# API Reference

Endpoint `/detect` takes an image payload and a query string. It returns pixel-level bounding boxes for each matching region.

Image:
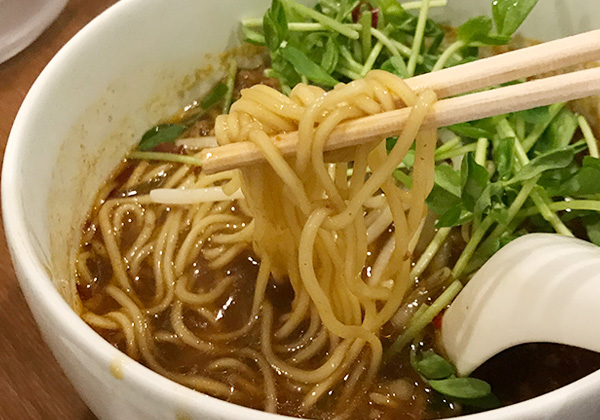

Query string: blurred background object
[0,2,116,418]
[0,0,68,64]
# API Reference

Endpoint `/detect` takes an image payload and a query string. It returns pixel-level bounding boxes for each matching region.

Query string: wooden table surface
[0,1,117,418]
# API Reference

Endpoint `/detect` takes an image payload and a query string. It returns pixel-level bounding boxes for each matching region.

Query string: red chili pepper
[351,2,365,23]
[351,2,380,28]
[371,8,379,28]
[432,311,444,330]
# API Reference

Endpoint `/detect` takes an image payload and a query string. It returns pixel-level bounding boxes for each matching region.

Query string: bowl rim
[3,0,600,419]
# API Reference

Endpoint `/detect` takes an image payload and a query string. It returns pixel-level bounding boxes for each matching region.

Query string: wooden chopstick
[201,30,600,174]
[406,29,600,98]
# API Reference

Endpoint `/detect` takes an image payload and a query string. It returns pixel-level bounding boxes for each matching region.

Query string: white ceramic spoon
[440,233,600,376]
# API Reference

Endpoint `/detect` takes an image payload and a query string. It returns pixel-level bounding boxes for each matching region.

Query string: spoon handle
[441,233,600,376]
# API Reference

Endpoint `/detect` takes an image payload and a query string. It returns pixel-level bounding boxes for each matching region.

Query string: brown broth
[77,149,600,420]
[472,343,600,408]
[76,156,459,419]
[74,62,600,420]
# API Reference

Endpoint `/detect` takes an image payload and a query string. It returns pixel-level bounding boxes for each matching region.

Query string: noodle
[75,69,438,418]
[211,70,437,409]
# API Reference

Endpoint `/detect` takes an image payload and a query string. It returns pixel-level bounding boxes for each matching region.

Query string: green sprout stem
[475,137,489,166]
[360,11,373,62]
[407,0,432,76]
[386,280,463,359]
[511,135,573,236]
[452,216,495,279]
[222,60,238,114]
[361,41,384,76]
[435,136,462,154]
[284,0,360,39]
[521,103,564,152]
[410,227,452,281]
[403,0,448,9]
[371,27,408,57]
[579,115,600,158]
[518,199,600,218]
[432,40,465,71]
[435,143,478,161]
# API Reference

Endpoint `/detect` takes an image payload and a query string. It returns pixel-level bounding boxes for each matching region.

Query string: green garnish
[137,79,232,152]
[492,0,539,38]
[429,377,491,399]
[200,82,228,110]
[410,348,500,409]
[414,350,455,379]
[263,0,288,51]
[385,280,463,358]
[505,147,577,185]
[244,0,456,86]
[279,46,340,87]
[461,152,490,212]
[138,124,186,151]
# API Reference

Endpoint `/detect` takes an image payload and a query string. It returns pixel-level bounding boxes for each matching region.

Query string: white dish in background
[3,0,600,419]
[0,0,67,64]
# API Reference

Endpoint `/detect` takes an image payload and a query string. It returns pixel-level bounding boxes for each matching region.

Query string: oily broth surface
[75,157,458,420]
[75,155,600,419]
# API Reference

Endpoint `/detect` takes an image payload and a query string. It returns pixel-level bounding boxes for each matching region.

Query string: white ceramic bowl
[3,0,600,419]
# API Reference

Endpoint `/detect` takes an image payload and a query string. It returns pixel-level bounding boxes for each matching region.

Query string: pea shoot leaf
[538,162,579,193]
[584,156,600,170]
[138,124,186,151]
[200,83,228,110]
[434,164,462,197]
[461,153,490,212]
[429,377,492,400]
[426,165,462,218]
[374,0,406,25]
[415,350,455,380]
[457,16,509,46]
[427,186,460,217]
[507,148,575,185]
[473,183,504,224]
[492,0,538,38]
[280,45,340,87]
[411,348,498,409]
[449,122,494,139]
[321,36,340,73]
[536,107,579,153]
[263,0,288,51]
[386,136,398,153]
[584,215,600,246]
[513,105,554,124]
[546,157,600,197]
[381,56,409,79]
[271,50,302,88]
[436,204,472,228]
[494,137,515,180]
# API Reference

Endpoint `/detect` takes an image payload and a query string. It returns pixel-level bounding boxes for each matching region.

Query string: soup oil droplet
[110,356,125,380]
[175,412,193,420]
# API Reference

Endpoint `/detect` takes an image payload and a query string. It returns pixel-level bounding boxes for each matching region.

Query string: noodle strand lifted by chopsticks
[215,69,438,409]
